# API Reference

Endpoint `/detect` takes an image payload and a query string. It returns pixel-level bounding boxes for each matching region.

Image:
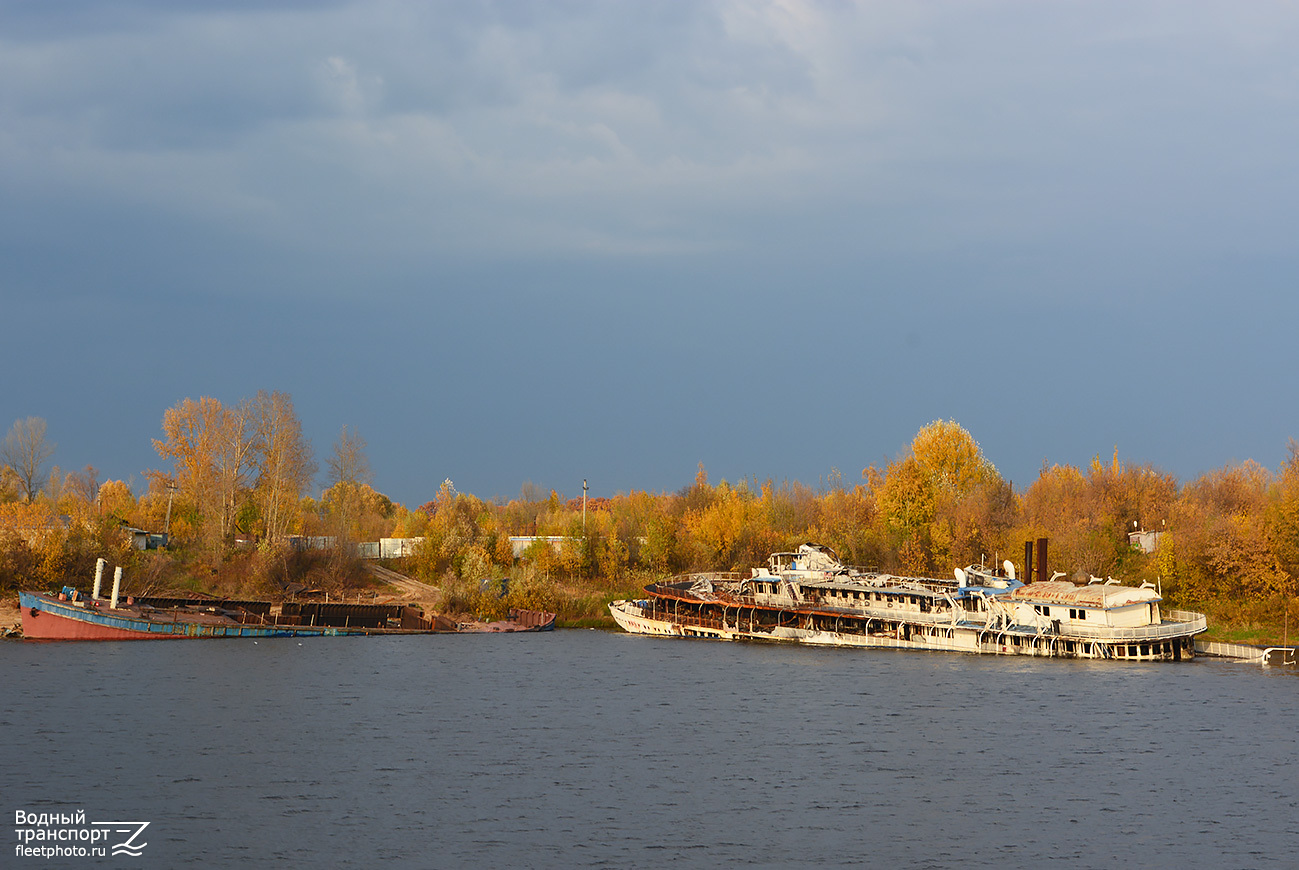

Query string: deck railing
[1058,609,1207,641]
[637,592,1209,641]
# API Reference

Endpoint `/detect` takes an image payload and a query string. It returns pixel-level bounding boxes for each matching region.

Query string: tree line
[406,423,1299,608]
[2,405,1297,635]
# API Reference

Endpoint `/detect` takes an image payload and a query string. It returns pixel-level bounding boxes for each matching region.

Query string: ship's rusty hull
[19,591,555,641]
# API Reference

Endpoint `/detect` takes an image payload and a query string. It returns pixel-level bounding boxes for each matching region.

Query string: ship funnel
[93,558,106,600]
[955,567,967,587]
[110,566,123,610]
[1003,559,1015,581]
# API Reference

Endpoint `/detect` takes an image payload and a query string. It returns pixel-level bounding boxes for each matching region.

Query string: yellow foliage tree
[1169,461,1289,601]
[1268,440,1299,584]
[97,480,137,523]
[153,396,254,552]
[684,480,770,570]
[876,421,1005,574]
[911,420,999,496]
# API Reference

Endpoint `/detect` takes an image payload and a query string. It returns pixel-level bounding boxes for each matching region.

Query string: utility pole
[164,481,177,544]
[583,479,588,534]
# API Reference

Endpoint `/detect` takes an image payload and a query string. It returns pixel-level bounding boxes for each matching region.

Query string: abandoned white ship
[609,542,1208,661]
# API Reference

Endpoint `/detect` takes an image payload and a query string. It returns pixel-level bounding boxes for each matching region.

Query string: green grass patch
[1192,594,1299,647]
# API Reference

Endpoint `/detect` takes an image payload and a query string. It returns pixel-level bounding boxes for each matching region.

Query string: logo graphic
[13,810,152,860]
[92,821,150,857]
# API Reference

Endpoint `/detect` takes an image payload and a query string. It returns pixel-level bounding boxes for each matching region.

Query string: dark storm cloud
[2,1,1298,504]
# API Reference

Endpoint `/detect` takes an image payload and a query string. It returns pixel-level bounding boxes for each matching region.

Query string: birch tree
[2,417,55,504]
[325,425,372,541]
[154,396,254,549]
[327,424,372,488]
[250,390,316,543]
[217,399,255,539]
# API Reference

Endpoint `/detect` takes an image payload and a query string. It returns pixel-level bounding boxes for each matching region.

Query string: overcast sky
[3,1,1297,507]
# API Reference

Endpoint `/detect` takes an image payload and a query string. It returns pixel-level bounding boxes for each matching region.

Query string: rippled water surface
[3,631,1297,868]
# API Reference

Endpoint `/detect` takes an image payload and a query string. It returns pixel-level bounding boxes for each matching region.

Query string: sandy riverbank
[1,595,21,633]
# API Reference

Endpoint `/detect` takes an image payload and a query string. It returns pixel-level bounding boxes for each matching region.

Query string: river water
[2,631,1296,868]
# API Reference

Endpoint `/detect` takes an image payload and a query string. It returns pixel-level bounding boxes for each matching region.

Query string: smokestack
[110,566,123,610]
[1024,540,1034,584]
[1036,538,1048,584]
[93,558,105,600]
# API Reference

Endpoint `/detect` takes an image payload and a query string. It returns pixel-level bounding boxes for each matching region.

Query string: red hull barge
[18,590,555,641]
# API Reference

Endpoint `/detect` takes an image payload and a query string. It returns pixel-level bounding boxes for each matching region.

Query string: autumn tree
[319,480,395,542]
[64,465,100,509]
[328,425,372,488]
[218,401,255,538]
[2,417,56,503]
[97,480,137,524]
[324,425,372,541]
[1019,451,1178,581]
[683,479,772,570]
[609,489,681,573]
[810,482,884,568]
[0,465,22,503]
[153,396,254,553]
[415,479,504,581]
[877,420,1002,572]
[1165,461,1288,601]
[45,465,64,508]
[250,390,316,544]
[1269,439,1299,585]
[638,506,683,574]
[911,420,998,495]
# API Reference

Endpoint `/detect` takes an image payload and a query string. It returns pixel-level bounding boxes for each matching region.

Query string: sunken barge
[19,559,554,641]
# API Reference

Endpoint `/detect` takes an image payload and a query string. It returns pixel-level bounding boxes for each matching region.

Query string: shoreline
[1,595,20,634]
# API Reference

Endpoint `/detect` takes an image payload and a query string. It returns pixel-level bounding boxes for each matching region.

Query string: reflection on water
[3,633,1296,868]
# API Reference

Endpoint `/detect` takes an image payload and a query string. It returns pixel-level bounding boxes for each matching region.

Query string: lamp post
[163,481,177,545]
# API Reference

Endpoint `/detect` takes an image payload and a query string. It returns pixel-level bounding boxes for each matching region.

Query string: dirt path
[364,563,440,598]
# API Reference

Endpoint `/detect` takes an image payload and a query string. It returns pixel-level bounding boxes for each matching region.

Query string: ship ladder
[943,593,965,627]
